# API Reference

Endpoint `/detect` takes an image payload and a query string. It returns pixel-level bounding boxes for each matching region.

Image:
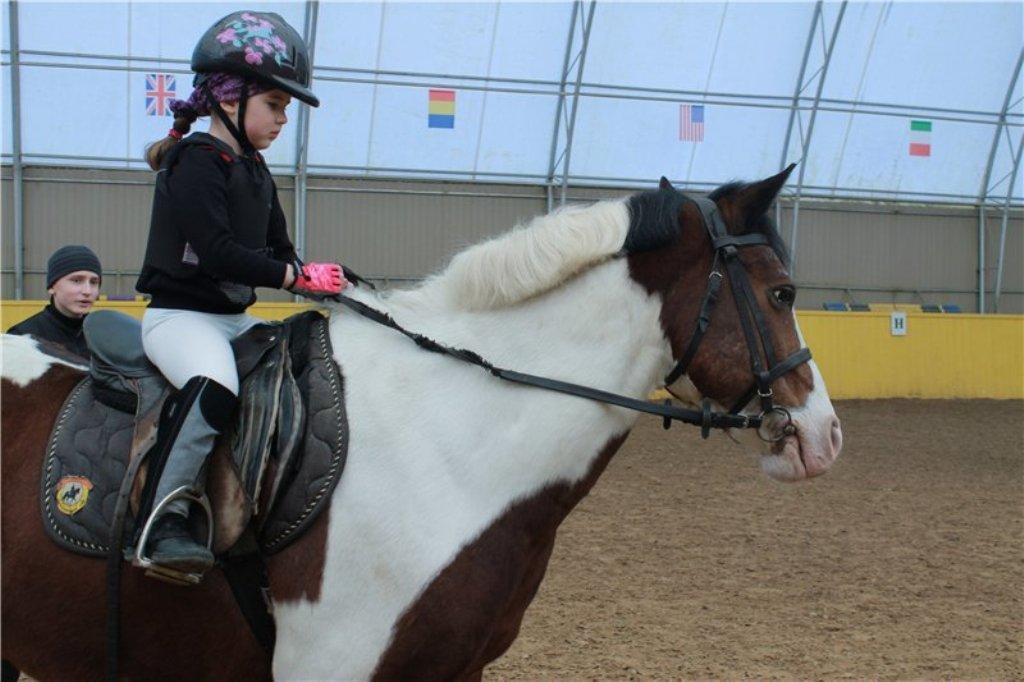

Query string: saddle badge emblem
[55,476,93,515]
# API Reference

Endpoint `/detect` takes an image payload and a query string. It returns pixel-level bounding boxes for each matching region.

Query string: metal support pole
[993,132,1024,313]
[9,0,24,299]
[779,0,821,171]
[978,49,1023,202]
[558,1,596,208]
[776,1,820,238]
[546,0,579,214]
[978,206,986,313]
[789,1,847,274]
[294,0,319,262]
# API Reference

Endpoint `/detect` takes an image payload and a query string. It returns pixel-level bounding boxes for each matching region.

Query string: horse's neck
[280,262,670,678]
[334,258,671,485]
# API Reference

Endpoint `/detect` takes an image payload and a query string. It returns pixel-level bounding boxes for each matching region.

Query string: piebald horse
[1,169,842,680]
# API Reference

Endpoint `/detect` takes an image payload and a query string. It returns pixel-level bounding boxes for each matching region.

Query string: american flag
[679,104,704,142]
[146,74,176,116]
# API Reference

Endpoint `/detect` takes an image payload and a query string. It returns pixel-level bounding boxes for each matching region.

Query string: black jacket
[136,133,296,314]
[7,303,89,358]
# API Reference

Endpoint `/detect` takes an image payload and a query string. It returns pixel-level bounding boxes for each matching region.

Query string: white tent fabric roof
[2,0,1022,205]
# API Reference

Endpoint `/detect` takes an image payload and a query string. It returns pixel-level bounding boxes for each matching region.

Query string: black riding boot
[146,376,237,573]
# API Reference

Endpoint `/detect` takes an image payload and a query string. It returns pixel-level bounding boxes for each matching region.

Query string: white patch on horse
[271,201,675,680]
[0,334,86,387]
[759,314,841,481]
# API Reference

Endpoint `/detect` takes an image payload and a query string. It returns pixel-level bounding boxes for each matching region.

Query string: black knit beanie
[46,245,102,288]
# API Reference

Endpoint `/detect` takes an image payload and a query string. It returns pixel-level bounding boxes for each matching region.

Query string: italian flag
[909,119,931,157]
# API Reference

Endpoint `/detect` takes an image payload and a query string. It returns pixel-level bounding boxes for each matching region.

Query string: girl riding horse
[136,11,345,573]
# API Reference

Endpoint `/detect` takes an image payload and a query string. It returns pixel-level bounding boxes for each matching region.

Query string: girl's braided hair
[144,73,267,171]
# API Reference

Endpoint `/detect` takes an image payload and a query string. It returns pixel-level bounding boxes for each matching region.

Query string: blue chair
[822,302,848,311]
[941,304,962,313]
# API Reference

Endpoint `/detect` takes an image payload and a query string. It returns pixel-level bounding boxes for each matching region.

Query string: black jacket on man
[7,303,89,358]
[136,132,297,314]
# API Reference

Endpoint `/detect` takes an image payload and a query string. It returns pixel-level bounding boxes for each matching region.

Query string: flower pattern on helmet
[215,12,289,67]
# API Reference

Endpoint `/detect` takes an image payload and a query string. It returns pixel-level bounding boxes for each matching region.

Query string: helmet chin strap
[205,83,254,155]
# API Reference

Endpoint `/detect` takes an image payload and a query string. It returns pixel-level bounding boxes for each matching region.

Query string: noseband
[663,197,812,440]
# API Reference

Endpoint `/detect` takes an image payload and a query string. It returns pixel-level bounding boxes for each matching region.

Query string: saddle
[39,309,349,569]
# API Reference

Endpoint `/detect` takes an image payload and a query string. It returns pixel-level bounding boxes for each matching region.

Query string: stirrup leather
[133,486,214,586]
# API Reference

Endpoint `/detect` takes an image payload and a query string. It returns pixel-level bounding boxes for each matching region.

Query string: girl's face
[244,89,291,150]
[220,89,291,150]
[49,270,100,318]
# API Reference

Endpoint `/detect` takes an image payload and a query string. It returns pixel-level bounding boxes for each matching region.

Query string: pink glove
[291,262,347,297]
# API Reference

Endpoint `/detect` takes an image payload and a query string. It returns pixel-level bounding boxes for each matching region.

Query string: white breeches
[141,308,262,395]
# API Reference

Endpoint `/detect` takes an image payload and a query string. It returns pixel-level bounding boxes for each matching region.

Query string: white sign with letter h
[890,311,907,336]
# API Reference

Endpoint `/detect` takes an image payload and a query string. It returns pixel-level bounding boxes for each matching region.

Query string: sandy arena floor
[485,400,1023,680]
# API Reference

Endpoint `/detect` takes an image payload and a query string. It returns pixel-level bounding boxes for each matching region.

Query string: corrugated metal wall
[305,179,547,283]
[2,165,1021,313]
[777,204,1023,313]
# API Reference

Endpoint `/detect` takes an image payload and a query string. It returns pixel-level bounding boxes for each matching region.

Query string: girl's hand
[289,262,347,299]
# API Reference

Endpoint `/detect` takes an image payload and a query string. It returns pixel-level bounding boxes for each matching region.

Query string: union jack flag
[679,104,704,142]
[146,73,176,116]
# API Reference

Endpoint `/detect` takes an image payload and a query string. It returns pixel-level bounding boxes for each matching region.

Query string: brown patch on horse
[266,496,330,603]
[1,366,271,681]
[372,432,629,680]
[627,195,812,409]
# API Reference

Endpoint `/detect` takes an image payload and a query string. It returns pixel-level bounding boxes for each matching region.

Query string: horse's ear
[659,176,675,190]
[730,163,796,217]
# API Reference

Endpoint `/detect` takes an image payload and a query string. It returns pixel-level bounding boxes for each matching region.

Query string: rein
[332,294,758,437]
[333,196,810,441]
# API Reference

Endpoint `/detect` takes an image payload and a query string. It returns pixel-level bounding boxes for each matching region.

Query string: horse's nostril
[830,417,843,455]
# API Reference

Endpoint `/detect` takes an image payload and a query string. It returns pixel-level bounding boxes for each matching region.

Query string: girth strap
[221,530,276,655]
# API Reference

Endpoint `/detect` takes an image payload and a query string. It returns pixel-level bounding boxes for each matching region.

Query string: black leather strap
[712,233,770,249]
[222,533,276,655]
[106,403,164,682]
[729,347,812,414]
[677,197,812,419]
[664,260,723,386]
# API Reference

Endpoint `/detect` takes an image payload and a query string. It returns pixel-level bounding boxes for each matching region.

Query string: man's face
[49,270,100,318]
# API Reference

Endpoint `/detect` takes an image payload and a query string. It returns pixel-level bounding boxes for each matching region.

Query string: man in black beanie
[7,245,103,357]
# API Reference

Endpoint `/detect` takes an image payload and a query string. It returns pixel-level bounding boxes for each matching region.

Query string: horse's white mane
[410,198,631,311]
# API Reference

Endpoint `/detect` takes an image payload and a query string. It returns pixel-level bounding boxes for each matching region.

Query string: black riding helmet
[193,10,319,105]
[191,11,319,153]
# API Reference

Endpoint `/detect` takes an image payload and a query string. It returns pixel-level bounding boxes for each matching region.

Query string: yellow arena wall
[2,301,1021,400]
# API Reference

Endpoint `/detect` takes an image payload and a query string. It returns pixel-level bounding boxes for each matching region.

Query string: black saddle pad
[41,377,135,555]
[40,312,349,558]
[259,313,349,553]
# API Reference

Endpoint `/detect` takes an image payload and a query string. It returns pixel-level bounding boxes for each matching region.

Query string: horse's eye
[771,286,796,307]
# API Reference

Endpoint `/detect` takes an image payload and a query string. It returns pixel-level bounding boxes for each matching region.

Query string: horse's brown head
[627,165,842,481]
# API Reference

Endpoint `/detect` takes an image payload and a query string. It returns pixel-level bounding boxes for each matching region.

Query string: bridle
[328,195,811,442]
[663,197,812,441]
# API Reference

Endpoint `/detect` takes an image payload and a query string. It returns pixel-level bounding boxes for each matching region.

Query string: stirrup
[133,486,214,586]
